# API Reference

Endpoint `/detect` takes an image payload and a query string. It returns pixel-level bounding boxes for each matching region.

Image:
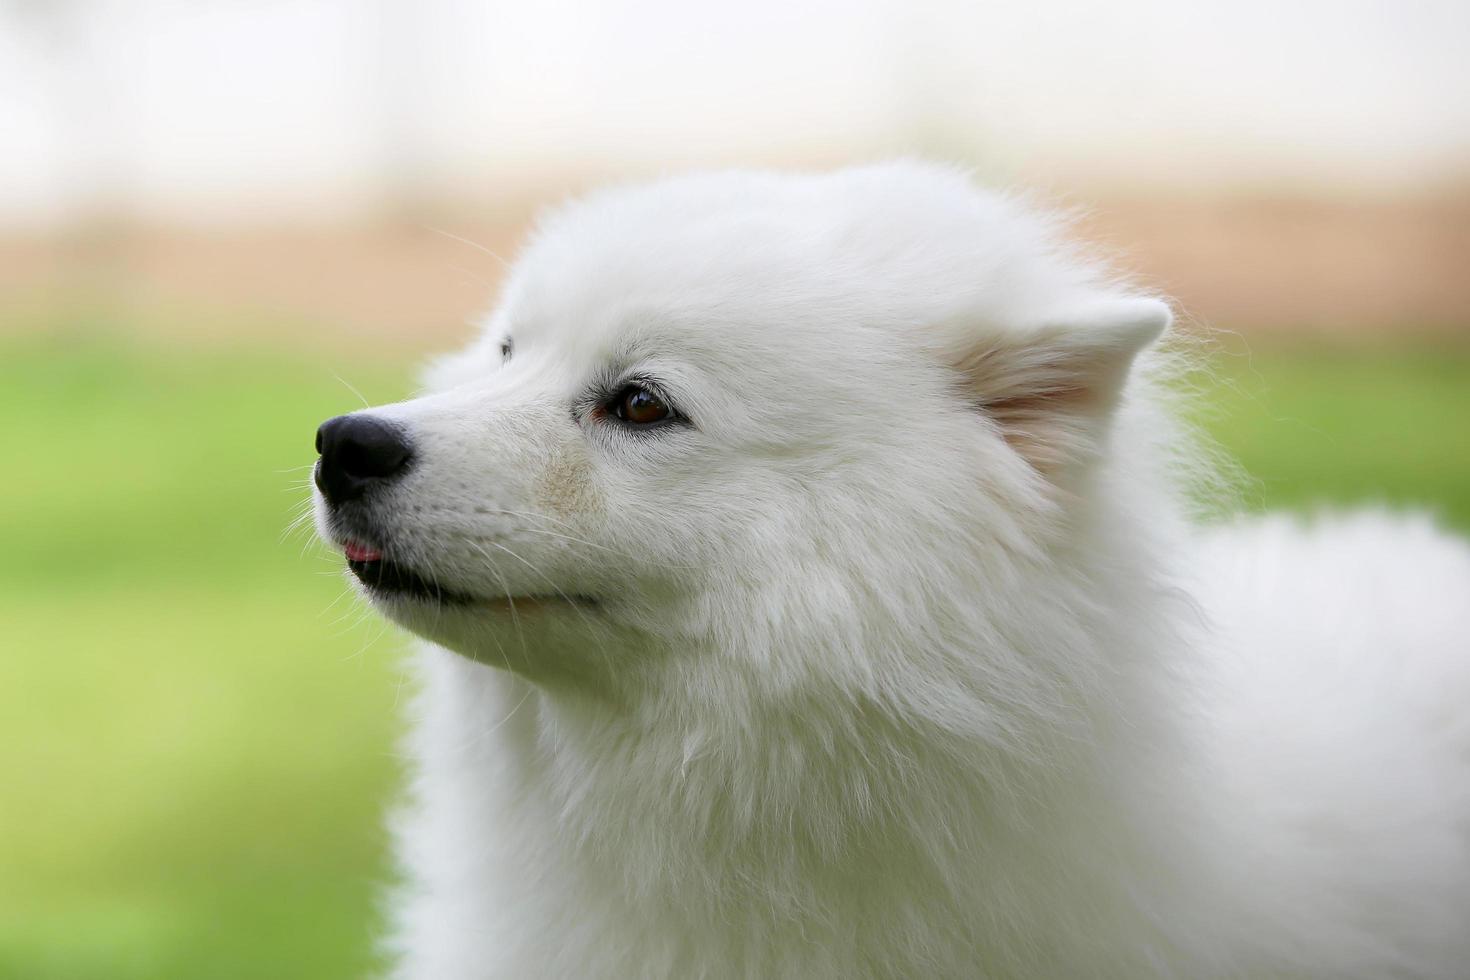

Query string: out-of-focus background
[2,1,1467,976]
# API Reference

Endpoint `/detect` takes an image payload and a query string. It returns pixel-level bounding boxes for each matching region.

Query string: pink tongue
[344,541,383,563]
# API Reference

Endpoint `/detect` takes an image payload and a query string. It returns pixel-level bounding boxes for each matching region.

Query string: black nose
[314,414,413,504]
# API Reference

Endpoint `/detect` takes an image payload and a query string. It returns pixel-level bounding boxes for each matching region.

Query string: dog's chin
[348,560,615,681]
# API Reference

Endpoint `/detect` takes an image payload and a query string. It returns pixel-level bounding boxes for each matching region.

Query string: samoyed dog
[313,162,1470,978]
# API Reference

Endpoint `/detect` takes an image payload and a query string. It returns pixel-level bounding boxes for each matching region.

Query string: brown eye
[613,385,674,425]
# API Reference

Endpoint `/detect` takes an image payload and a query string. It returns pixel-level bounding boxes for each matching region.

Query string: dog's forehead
[492,164,1083,371]
[506,186,824,350]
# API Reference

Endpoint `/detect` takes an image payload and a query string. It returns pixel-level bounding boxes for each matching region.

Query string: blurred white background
[1,0,1467,341]
[3,0,1467,225]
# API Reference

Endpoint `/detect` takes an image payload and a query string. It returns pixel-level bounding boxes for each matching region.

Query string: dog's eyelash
[577,372,691,431]
[581,370,656,409]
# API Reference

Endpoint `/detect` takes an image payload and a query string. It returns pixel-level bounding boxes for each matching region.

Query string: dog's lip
[346,551,474,604]
[344,540,384,563]
[341,541,596,609]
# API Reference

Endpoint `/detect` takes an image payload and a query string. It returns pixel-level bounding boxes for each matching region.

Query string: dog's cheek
[535,444,602,523]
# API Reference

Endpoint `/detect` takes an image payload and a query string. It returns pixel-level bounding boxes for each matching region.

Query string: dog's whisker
[318,585,356,620]
[485,555,534,686]
[470,539,621,678]
[474,539,608,634]
[424,225,511,271]
[476,507,696,570]
[328,369,372,410]
[341,614,391,662]
[281,509,319,545]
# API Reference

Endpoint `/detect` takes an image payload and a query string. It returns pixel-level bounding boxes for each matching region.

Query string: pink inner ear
[961,336,1145,475]
[951,297,1169,476]
[982,394,1102,475]
[982,379,1097,416]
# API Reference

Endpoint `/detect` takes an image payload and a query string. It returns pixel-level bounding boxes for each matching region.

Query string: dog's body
[313,163,1470,978]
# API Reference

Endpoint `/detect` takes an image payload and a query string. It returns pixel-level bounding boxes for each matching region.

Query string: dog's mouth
[342,539,596,610]
[344,540,475,604]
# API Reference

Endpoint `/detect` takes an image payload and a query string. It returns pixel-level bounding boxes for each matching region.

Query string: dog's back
[1188,512,1470,974]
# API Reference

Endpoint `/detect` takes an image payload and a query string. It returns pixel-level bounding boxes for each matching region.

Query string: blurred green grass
[1,333,1467,980]
[1,337,410,980]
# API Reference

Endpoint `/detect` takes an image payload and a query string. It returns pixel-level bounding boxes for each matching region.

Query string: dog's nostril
[336,422,410,478]
[314,414,413,504]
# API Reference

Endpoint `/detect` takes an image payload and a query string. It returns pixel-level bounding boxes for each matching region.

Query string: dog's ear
[953,296,1170,474]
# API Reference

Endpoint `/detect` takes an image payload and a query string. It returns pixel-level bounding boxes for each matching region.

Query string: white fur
[314,163,1470,978]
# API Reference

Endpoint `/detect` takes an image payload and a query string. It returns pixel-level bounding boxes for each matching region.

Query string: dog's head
[313,163,1168,702]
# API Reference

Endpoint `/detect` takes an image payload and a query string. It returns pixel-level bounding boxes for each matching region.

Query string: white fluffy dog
[313,163,1470,978]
